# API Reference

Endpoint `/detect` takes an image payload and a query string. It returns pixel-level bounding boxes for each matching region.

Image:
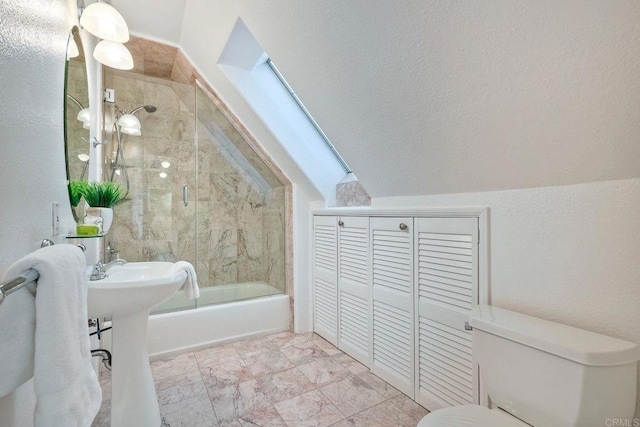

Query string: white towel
[1,245,101,427]
[0,271,36,399]
[170,261,200,299]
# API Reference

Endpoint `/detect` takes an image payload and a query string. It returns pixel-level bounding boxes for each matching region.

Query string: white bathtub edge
[146,294,290,358]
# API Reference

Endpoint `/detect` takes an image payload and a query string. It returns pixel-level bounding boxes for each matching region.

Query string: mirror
[64,26,90,222]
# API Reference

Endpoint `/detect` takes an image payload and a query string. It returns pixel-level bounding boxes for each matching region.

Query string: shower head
[130,105,157,115]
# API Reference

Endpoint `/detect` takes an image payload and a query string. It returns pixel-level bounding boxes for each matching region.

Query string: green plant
[69,180,89,207]
[83,181,125,208]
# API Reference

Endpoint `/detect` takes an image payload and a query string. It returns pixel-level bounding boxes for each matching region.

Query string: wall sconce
[77,107,91,129]
[117,114,141,135]
[79,1,134,70]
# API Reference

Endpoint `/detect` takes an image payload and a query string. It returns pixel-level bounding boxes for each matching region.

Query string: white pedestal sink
[87,262,187,427]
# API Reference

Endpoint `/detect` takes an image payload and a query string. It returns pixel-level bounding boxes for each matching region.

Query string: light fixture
[77,107,90,128]
[117,113,140,128]
[160,161,171,168]
[93,40,134,70]
[80,1,129,43]
[117,113,141,135]
[159,172,167,179]
[79,1,134,70]
[120,126,141,136]
[67,37,79,59]
[78,153,90,162]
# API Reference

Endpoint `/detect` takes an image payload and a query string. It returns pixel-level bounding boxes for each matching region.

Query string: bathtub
[102,282,290,358]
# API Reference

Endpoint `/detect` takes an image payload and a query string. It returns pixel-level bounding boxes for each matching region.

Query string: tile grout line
[192,350,222,426]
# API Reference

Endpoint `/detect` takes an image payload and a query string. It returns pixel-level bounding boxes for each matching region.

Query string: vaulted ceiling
[112,0,640,199]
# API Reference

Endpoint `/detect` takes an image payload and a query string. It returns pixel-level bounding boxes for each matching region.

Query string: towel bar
[0,244,86,306]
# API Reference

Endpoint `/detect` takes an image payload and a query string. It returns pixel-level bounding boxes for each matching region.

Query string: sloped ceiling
[111,0,640,198]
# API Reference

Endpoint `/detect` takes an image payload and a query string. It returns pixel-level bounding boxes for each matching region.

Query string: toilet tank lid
[470,305,640,366]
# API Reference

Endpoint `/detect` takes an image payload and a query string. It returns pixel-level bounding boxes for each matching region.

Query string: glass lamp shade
[117,114,141,129]
[80,2,130,43]
[118,114,141,135]
[120,126,141,136]
[77,108,90,125]
[67,37,79,59]
[93,40,134,70]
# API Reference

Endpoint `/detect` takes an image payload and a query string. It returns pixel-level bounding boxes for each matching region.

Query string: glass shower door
[105,71,198,313]
[194,83,286,307]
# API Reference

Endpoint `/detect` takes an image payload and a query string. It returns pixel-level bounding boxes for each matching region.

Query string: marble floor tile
[331,400,417,427]
[355,371,401,399]
[297,357,351,387]
[195,344,242,368]
[156,370,208,406]
[318,375,386,417]
[209,379,272,422]
[218,405,287,427]
[279,342,331,366]
[92,332,427,427]
[308,335,341,356]
[256,367,316,404]
[152,352,200,382]
[330,353,369,376]
[265,331,298,348]
[273,390,344,427]
[243,349,295,378]
[233,336,279,358]
[388,394,429,424]
[160,394,218,427]
[200,358,254,389]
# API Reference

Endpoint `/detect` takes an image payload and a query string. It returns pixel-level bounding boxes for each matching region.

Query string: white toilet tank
[470,305,640,427]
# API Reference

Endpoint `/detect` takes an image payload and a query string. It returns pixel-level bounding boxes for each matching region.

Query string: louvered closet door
[313,216,338,346]
[337,216,371,365]
[370,217,414,397]
[415,217,479,410]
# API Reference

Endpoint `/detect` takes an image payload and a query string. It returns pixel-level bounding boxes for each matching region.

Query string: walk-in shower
[102,70,288,319]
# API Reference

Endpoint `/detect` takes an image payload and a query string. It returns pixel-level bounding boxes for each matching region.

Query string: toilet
[418,304,640,427]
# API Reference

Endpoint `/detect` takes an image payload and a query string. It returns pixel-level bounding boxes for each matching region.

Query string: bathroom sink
[87,261,187,318]
[86,261,187,427]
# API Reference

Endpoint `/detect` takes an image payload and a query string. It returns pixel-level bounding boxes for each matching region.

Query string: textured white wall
[371,177,640,417]
[0,0,77,424]
[0,0,77,273]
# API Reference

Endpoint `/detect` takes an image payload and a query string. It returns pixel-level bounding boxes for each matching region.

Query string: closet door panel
[313,216,338,345]
[338,216,371,364]
[370,217,414,397]
[415,217,478,410]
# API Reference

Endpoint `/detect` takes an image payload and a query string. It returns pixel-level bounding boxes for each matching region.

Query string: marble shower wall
[105,71,286,294]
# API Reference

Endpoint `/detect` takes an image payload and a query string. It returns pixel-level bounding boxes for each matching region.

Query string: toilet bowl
[418,305,640,427]
[418,405,526,427]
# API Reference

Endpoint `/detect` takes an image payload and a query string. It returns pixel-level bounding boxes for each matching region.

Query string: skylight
[265,59,351,174]
[218,18,353,203]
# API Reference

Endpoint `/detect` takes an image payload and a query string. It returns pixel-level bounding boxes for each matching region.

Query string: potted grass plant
[69,180,89,222]
[82,181,125,233]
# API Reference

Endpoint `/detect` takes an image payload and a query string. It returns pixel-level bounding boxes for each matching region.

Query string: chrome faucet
[105,258,127,271]
[90,258,127,281]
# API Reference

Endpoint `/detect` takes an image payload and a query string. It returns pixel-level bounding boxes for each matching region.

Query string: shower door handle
[182,185,189,207]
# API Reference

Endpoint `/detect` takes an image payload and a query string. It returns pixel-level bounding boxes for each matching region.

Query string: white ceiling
[111,0,640,199]
[111,0,186,44]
